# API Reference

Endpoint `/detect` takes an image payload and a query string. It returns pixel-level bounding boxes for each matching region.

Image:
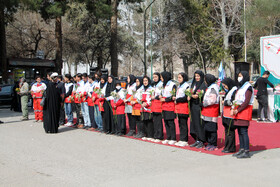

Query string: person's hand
[160,98,165,102]
[230,109,234,116]
[159,95,162,99]
[151,95,155,100]
[187,96,191,101]
[114,105,117,109]
[222,101,224,105]
[123,99,127,103]
[233,109,238,115]
[172,96,176,101]
[192,94,198,99]
[142,103,147,108]
[131,101,135,105]
[92,96,96,101]
[32,95,35,98]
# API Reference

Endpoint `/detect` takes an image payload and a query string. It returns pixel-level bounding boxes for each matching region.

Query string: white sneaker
[175,141,183,146]
[64,122,69,126]
[68,122,73,127]
[142,137,147,140]
[168,140,177,145]
[154,139,161,143]
[162,140,169,144]
[178,141,189,147]
[147,138,153,141]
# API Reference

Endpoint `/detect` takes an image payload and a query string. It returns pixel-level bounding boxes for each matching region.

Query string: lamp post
[144,0,156,75]
[150,0,153,78]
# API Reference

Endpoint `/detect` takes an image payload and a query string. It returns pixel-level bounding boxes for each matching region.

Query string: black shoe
[222,150,235,153]
[0,120,4,124]
[134,133,140,138]
[232,149,245,157]
[83,126,89,130]
[116,132,123,136]
[137,133,145,139]
[264,119,271,123]
[237,151,251,159]
[126,130,135,136]
[195,141,204,149]
[257,118,263,123]
[190,141,199,147]
[72,124,78,128]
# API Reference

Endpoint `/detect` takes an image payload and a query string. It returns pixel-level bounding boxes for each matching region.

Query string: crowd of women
[42,70,254,159]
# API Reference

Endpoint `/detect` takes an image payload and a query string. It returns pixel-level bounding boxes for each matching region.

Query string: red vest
[126,94,132,106]
[151,99,162,113]
[141,93,152,113]
[175,102,189,115]
[201,104,219,117]
[81,91,87,103]
[162,98,175,112]
[65,93,73,104]
[87,94,95,106]
[235,105,253,121]
[111,99,125,115]
[223,105,253,121]
[34,92,43,98]
[99,98,105,112]
[223,106,232,118]
[74,93,81,104]
[132,96,142,111]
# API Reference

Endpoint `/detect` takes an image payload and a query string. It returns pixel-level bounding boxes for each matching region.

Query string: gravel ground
[0,108,279,187]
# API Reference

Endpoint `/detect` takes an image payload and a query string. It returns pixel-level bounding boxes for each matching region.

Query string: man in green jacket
[19,78,29,120]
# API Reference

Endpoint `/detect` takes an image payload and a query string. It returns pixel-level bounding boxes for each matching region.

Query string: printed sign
[260,35,280,85]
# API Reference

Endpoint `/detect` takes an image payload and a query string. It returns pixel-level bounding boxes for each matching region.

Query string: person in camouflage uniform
[19,77,29,120]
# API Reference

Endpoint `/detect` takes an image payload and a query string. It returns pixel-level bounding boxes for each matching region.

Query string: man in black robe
[43,73,62,133]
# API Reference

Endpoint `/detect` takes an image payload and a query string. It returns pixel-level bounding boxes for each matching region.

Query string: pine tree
[0,0,19,82]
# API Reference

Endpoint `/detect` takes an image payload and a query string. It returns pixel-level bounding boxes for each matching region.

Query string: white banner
[260,35,280,80]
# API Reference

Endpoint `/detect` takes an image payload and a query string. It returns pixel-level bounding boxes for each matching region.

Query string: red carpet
[71,118,280,156]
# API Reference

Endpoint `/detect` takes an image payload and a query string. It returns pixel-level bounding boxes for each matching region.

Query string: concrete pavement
[0,108,279,187]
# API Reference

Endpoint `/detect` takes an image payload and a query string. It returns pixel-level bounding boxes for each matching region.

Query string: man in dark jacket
[253,71,275,122]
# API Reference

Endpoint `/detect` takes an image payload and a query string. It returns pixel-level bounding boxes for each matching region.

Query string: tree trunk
[55,16,63,74]
[220,1,233,74]
[182,57,189,80]
[171,57,174,79]
[74,61,77,75]
[67,60,71,75]
[163,56,167,72]
[0,7,7,82]
[110,0,118,77]
[97,48,103,70]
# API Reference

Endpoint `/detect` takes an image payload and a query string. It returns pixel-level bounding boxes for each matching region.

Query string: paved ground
[0,108,279,187]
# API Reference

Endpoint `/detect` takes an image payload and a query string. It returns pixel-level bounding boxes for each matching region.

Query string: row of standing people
[57,70,253,159]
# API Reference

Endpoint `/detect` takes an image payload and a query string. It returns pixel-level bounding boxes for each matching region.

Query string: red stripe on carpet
[70,117,280,156]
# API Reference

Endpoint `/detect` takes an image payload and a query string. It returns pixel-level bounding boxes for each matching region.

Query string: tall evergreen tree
[0,0,19,82]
